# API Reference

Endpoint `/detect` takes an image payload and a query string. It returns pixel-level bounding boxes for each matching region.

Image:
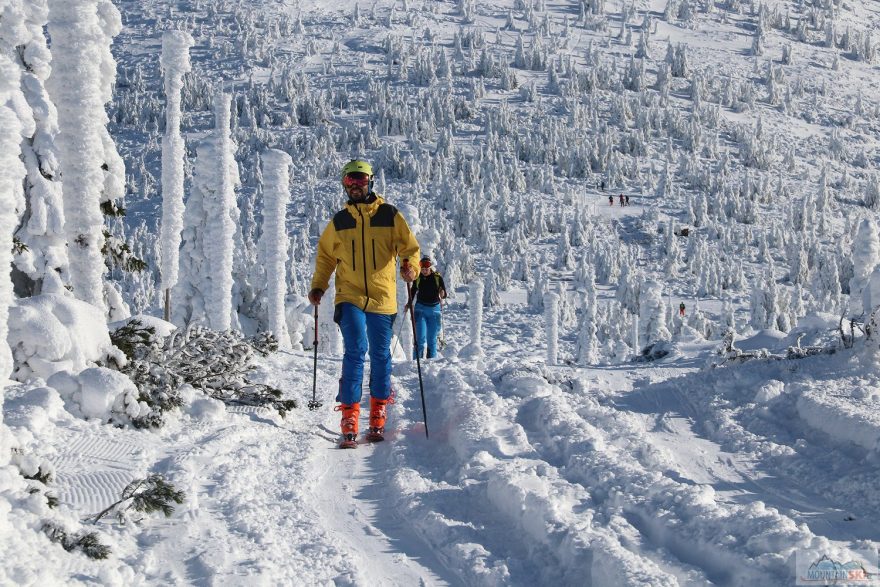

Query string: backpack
[415,272,442,289]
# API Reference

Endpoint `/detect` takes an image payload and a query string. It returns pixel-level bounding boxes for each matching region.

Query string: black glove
[308,288,324,306]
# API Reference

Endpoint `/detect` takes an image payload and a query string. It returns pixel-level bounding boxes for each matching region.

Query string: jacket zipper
[372,239,377,270]
[356,206,369,310]
[351,240,356,271]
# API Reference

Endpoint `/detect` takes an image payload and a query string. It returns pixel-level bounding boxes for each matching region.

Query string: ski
[364,428,385,443]
[338,434,358,449]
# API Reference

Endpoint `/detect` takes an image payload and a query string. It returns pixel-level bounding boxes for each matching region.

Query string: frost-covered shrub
[7,294,125,382]
[109,321,292,428]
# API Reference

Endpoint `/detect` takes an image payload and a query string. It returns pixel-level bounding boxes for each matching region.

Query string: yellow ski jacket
[311,194,420,315]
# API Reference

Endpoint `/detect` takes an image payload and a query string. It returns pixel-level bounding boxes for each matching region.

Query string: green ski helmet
[341,159,373,179]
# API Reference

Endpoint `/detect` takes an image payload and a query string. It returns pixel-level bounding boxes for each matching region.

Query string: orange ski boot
[366,396,393,442]
[335,403,360,448]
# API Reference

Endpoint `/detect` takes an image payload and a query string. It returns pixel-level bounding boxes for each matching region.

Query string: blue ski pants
[334,303,395,405]
[413,302,442,359]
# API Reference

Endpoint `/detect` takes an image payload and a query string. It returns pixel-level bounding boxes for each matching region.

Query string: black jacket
[411,271,446,306]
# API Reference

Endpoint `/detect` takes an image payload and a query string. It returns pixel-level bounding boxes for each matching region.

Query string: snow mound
[780,312,840,349]
[186,393,226,421]
[754,380,786,404]
[7,294,125,381]
[2,385,66,435]
[736,328,787,352]
[47,366,148,423]
[795,382,880,452]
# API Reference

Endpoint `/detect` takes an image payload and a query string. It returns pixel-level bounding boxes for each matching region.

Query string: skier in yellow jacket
[309,159,420,447]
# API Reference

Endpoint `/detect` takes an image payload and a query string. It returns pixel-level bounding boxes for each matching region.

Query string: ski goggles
[419,259,432,268]
[342,172,370,188]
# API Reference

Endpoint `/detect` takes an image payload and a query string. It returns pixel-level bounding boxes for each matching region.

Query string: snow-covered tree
[751,22,766,56]
[750,266,781,329]
[47,0,124,315]
[528,265,547,311]
[576,275,599,365]
[159,30,195,319]
[639,280,671,347]
[260,150,292,347]
[11,2,68,298]
[848,218,880,319]
[172,93,241,329]
[484,271,501,307]
[863,266,880,360]
[664,220,680,274]
[462,279,484,357]
[687,303,710,339]
[0,53,28,422]
[545,292,559,365]
[556,227,574,269]
[865,174,880,211]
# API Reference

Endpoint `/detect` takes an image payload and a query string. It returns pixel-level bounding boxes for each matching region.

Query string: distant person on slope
[309,159,420,448]
[608,194,614,206]
[408,257,447,359]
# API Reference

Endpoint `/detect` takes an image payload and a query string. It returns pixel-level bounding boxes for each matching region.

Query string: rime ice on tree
[639,280,671,347]
[172,92,241,329]
[159,30,195,319]
[461,279,484,358]
[47,0,124,315]
[545,292,559,365]
[260,149,293,348]
[0,54,28,453]
[11,3,68,298]
[849,218,880,320]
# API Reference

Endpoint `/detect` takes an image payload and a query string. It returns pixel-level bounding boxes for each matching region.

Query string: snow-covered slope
[4,0,880,584]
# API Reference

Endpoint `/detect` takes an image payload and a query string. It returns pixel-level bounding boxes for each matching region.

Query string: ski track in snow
[15,310,880,586]
[8,0,880,582]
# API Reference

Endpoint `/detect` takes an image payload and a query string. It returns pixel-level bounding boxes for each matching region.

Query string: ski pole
[438,299,446,350]
[407,282,429,438]
[390,303,409,357]
[308,304,323,411]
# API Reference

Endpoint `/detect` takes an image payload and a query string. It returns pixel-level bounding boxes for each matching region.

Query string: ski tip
[339,433,358,449]
[365,432,385,443]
